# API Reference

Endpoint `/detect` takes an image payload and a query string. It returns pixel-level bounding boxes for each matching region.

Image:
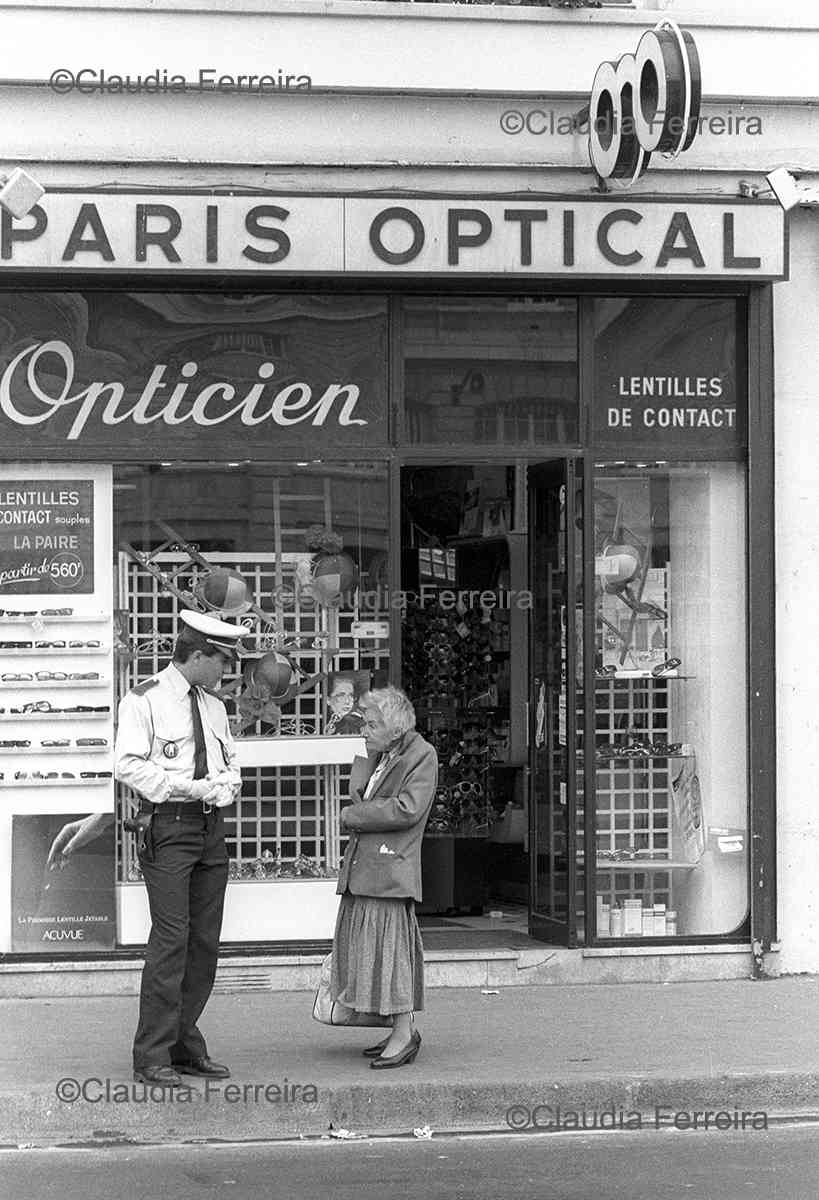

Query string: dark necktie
[189,687,208,780]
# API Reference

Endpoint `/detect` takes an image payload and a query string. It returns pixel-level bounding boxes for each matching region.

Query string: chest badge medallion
[163,742,179,759]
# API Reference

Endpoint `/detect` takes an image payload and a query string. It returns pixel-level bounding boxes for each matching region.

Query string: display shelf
[595,859,700,872]
[0,613,109,625]
[235,734,366,767]
[0,711,111,721]
[592,753,693,764]
[0,679,109,689]
[594,673,693,683]
[1,777,112,788]
[0,745,110,755]
[0,646,109,656]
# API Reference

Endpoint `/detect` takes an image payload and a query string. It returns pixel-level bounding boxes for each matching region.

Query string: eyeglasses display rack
[0,610,114,794]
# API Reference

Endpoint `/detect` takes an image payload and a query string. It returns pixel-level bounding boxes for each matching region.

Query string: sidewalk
[1,977,817,1147]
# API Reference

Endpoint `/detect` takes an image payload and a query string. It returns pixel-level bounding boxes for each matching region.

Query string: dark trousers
[133,806,229,1070]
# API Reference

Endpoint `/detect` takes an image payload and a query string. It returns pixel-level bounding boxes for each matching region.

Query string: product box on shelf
[622,898,643,936]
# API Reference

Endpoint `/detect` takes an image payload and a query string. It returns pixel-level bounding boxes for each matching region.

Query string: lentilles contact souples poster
[0,480,94,594]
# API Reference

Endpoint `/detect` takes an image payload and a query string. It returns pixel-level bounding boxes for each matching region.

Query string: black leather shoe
[362,1035,391,1059]
[370,1030,421,1070]
[172,1056,230,1079]
[133,1065,184,1087]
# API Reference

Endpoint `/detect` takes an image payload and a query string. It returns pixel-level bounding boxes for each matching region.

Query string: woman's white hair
[360,686,416,739]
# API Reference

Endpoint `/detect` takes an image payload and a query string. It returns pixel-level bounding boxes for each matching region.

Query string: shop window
[113,461,389,887]
[591,462,749,939]
[402,297,578,446]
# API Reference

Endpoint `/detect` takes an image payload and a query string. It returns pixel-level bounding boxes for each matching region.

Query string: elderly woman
[331,685,438,1069]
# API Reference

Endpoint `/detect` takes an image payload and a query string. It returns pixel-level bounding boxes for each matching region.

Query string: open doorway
[400,463,542,949]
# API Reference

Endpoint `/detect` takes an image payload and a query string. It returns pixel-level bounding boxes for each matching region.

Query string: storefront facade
[0,0,815,983]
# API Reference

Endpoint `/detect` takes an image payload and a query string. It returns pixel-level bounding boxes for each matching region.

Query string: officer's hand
[187,778,218,802]
[189,777,235,805]
[210,785,238,809]
[205,771,240,807]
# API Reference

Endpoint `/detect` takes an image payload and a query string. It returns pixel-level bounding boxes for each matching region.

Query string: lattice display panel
[592,678,673,911]
[593,679,671,852]
[229,766,326,865]
[115,552,389,881]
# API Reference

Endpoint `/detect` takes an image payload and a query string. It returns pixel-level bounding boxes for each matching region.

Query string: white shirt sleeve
[114,691,177,805]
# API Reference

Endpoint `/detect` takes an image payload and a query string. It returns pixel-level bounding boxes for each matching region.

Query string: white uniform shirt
[114,662,241,805]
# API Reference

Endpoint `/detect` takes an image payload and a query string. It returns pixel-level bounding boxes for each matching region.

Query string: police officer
[115,609,244,1087]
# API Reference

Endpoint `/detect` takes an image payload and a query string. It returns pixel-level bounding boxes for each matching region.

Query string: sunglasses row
[0,738,109,748]
[0,608,76,618]
[594,657,683,679]
[1,771,113,782]
[0,702,110,714]
[434,782,486,801]
[1,672,102,682]
[595,740,685,761]
[1,641,103,649]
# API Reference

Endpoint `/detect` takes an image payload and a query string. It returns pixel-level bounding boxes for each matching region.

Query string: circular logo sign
[163,742,179,759]
[589,20,701,186]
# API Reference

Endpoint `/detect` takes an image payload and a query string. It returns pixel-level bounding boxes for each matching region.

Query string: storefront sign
[0,293,388,458]
[11,813,116,952]
[0,194,786,278]
[594,296,743,451]
[608,376,735,432]
[0,479,94,592]
[588,21,701,185]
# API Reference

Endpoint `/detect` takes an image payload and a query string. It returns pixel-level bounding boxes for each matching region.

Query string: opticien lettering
[0,341,367,441]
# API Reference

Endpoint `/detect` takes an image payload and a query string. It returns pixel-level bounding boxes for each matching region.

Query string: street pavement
[0,976,817,1147]
[3,1127,819,1200]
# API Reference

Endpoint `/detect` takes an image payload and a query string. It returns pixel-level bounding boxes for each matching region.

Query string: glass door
[528,459,579,945]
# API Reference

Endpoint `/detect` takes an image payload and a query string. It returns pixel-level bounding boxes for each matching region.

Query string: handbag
[311,953,392,1028]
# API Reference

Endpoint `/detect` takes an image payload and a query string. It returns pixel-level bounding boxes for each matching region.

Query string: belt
[139,800,217,817]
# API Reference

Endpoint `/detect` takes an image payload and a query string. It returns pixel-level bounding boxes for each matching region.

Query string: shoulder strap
[131,678,160,697]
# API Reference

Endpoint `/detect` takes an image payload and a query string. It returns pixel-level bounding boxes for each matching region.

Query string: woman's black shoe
[370,1030,421,1070]
[362,1035,391,1058]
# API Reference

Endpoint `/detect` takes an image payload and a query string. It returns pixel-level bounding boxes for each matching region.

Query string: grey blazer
[336,729,438,901]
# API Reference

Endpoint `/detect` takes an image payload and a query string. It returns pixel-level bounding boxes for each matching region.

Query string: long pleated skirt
[330,892,425,1015]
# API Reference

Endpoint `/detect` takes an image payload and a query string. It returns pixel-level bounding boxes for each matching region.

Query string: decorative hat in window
[234,650,326,735]
[235,652,294,733]
[301,525,358,608]
[249,651,296,701]
[196,566,254,617]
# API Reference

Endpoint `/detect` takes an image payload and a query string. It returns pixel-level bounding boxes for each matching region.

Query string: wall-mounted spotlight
[0,168,45,219]
[766,167,819,213]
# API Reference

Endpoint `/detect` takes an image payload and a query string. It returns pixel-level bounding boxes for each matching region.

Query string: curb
[3,1072,819,1147]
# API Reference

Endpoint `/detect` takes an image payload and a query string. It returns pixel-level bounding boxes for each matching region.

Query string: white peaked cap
[179,609,245,654]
